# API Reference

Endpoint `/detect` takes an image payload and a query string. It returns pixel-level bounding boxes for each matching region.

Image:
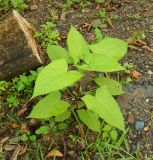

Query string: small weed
[0,67,42,108]
[35,22,60,49]
[0,152,6,160]
[128,30,146,42]
[99,8,106,23]
[96,0,105,3]
[0,0,10,12]
[0,0,28,13]
[11,0,28,12]
[6,94,20,107]
[65,0,105,9]
[20,131,37,142]
[30,27,128,135]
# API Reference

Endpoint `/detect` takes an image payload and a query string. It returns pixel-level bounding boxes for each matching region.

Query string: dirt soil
[0,0,153,159]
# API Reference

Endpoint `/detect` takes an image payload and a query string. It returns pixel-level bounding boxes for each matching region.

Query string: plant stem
[66,88,87,143]
[71,108,88,143]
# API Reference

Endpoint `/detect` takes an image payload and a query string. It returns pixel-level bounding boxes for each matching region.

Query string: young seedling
[11,0,28,12]
[35,22,60,49]
[29,27,128,135]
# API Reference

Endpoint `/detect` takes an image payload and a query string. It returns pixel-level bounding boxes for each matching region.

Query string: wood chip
[1,136,9,144]
[142,45,153,52]
[4,144,16,151]
[10,144,21,160]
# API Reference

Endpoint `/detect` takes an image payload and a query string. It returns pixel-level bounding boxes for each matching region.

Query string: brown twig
[10,144,21,160]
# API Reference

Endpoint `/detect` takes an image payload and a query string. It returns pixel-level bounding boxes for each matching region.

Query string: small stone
[146,99,149,102]
[144,126,149,132]
[99,24,107,29]
[68,151,75,155]
[93,154,100,160]
[147,70,153,75]
[135,120,145,131]
[91,19,102,28]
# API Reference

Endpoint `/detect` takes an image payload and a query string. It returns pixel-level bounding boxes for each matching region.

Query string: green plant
[0,81,9,92]
[6,94,20,107]
[65,0,103,9]
[11,0,27,12]
[35,22,60,49]
[0,0,9,12]
[20,131,37,142]
[0,0,28,14]
[95,0,105,3]
[66,0,73,8]
[99,9,106,23]
[128,30,146,42]
[35,125,51,135]
[0,68,42,108]
[29,27,128,134]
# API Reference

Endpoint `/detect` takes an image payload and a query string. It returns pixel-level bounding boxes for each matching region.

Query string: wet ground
[0,0,153,159]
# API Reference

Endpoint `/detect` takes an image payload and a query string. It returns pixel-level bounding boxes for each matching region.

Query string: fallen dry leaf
[10,122,18,129]
[20,123,29,134]
[142,45,153,52]
[106,17,114,28]
[128,45,142,51]
[47,150,63,158]
[130,70,141,81]
[18,107,28,116]
[30,4,38,10]
[137,40,147,46]
[127,113,135,124]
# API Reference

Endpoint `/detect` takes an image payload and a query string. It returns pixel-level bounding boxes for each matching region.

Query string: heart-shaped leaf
[47,45,73,64]
[77,109,101,132]
[33,59,83,98]
[29,92,70,119]
[78,54,124,72]
[90,38,128,61]
[67,26,90,64]
[82,86,125,131]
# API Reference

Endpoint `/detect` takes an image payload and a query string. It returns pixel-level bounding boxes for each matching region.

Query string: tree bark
[0,10,43,80]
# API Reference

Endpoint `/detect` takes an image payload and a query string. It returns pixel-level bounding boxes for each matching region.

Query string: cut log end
[0,10,44,80]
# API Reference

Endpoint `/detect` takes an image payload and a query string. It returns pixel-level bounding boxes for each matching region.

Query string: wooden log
[0,10,43,80]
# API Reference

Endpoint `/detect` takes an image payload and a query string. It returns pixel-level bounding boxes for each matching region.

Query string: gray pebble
[92,154,100,160]
[147,70,153,75]
[135,120,145,131]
